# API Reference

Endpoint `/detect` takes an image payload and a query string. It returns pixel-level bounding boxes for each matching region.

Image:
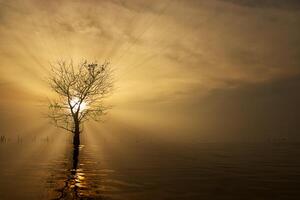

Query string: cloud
[219,0,300,10]
[0,0,300,140]
[182,75,300,139]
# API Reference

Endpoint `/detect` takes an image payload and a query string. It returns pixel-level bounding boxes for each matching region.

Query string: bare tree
[48,60,113,146]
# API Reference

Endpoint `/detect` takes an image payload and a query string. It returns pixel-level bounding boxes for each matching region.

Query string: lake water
[1,137,300,200]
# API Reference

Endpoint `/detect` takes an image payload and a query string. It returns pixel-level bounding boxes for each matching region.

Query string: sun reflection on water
[51,144,90,199]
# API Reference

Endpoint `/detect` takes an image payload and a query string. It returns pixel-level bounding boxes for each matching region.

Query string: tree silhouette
[48,60,113,146]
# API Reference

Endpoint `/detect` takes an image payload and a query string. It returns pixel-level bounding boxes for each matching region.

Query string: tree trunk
[72,140,79,171]
[73,121,80,146]
[72,120,80,171]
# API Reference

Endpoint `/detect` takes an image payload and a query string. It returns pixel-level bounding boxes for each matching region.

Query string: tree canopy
[48,60,113,133]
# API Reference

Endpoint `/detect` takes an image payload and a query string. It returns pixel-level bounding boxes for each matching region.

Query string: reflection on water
[1,138,300,199]
[46,143,110,200]
[53,144,85,200]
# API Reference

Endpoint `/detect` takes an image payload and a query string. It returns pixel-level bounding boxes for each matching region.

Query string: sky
[0,0,300,142]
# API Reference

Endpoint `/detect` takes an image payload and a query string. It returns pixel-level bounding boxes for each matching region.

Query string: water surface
[1,138,300,199]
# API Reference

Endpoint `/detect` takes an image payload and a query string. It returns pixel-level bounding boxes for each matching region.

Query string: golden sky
[1,0,300,141]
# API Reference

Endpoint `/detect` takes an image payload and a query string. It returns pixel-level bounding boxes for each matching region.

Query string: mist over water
[1,132,300,200]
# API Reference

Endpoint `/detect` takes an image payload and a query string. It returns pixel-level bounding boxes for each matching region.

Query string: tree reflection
[54,144,86,200]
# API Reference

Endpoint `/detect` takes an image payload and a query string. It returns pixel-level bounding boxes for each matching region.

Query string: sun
[70,97,87,112]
